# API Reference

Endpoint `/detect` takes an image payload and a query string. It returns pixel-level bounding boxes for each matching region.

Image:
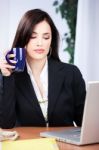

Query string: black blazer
[0,58,86,128]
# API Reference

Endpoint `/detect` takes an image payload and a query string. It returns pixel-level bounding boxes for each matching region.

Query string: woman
[0,9,86,128]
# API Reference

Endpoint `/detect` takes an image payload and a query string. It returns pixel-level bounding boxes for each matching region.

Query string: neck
[27,57,47,76]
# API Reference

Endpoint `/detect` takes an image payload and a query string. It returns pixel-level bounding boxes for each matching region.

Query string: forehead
[33,20,51,33]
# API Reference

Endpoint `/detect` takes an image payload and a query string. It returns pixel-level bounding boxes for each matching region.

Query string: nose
[37,38,43,46]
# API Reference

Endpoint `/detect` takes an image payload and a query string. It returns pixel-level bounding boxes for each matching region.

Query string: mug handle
[5,50,15,66]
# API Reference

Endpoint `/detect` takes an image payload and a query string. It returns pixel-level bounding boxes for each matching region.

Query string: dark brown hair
[12,9,60,61]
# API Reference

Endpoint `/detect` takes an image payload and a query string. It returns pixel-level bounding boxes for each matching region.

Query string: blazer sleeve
[72,66,86,126]
[0,73,16,128]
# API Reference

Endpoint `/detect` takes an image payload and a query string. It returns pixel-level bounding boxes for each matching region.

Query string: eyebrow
[32,32,51,35]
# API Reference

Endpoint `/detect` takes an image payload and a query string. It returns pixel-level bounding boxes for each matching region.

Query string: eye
[31,32,37,39]
[31,36,36,39]
[43,36,50,40]
[44,37,50,40]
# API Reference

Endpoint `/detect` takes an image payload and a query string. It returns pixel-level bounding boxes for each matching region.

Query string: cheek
[45,44,51,54]
[27,48,34,55]
[45,40,51,48]
[26,46,32,56]
[25,42,33,52]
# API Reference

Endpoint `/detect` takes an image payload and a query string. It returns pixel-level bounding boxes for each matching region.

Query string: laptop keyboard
[56,128,81,142]
[47,128,81,142]
[40,128,81,143]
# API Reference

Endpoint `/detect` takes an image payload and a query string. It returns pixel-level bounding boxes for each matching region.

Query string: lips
[34,49,45,54]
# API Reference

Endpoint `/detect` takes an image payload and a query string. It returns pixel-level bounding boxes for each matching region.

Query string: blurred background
[0,0,99,84]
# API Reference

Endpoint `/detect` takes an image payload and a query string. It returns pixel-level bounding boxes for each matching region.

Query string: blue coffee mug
[6,48,26,72]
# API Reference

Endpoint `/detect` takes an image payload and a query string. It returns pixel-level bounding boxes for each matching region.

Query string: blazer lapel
[20,71,45,119]
[48,58,65,120]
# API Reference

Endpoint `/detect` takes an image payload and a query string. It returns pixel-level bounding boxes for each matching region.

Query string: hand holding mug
[5,48,26,72]
[0,55,16,76]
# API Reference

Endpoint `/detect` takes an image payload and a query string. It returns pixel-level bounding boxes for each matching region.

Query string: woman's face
[26,20,52,61]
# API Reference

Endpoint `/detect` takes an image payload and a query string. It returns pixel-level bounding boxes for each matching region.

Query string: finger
[0,61,15,69]
[0,57,17,64]
[3,64,16,69]
[1,68,12,76]
[8,54,16,58]
[7,68,13,74]
[0,59,8,64]
[8,59,17,64]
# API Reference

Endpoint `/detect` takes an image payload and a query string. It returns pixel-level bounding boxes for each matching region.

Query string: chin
[32,56,47,60]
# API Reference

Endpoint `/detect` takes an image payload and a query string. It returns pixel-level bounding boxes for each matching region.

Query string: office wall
[74,0,99,83]
[0,0,10,53]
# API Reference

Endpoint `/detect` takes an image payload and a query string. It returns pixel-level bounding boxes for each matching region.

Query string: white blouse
[26,59,48,123]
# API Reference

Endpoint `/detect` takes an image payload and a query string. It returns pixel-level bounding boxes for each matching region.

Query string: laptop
[40,81,99,145]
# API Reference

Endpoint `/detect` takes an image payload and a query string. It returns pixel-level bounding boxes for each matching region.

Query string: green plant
[53,0,78,63]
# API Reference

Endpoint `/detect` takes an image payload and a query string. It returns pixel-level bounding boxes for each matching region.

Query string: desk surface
[7,127,99,150]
